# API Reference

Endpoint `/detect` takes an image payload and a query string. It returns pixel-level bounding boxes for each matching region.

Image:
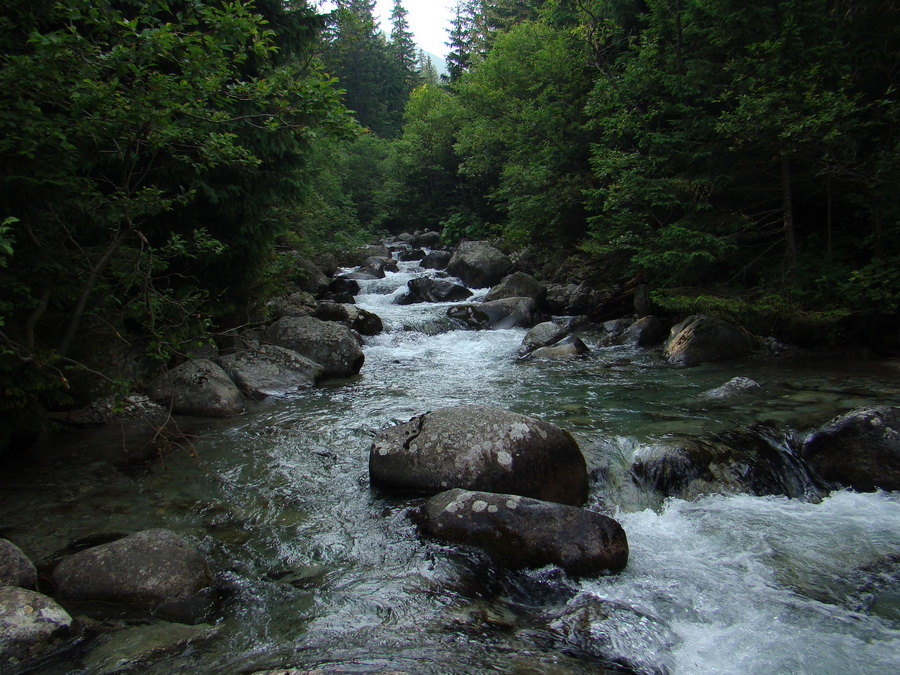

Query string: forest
[1,0,898,447]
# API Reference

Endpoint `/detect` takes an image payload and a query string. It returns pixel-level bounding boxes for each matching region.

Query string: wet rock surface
[418,488,628,576]
[631,425,817,499]
[802,406,900,492]
[369,405,589,505]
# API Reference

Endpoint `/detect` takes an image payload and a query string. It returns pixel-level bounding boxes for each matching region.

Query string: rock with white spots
[369,405,588,506]
[0,586,74,671]
[418,489,628,576]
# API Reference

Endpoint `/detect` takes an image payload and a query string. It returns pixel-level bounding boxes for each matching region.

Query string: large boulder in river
[418,489,628,576]
[529,335,589,359]
[421,250,452,270]
[448,297,540,330]
[631,425,816,499]
[0,586,74,671]
[214,345,324,399]
[623,315,667,347]
[369,405,589,506]
[663,314,757,366]
[802,406,900,492]
[446,241,512,288]
[397,277,473,304]
[484,272,547,306]
[52,529,213,606]
[264,316,364,379]
[0,539,37,589]
[146,359,244,417]
[518,321,569,357]
[313,301,383,335]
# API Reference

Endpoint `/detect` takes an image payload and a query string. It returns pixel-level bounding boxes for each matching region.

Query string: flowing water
[2,255,900,674]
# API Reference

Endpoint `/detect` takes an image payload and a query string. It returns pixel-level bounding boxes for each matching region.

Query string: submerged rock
[82,621,219,675]
[146,359,244,417]
[703,376,762,399]
[418,488,628,576]
[214,345,324,399]
[446,241,512,288]
[0,586,74,671]
[264,315,364,379]
[52,529,213,606]
[802,406,900,492]
[664,314,757,366]
[0,539,37,589]
[631,425,816,500]
[369,405,589,505]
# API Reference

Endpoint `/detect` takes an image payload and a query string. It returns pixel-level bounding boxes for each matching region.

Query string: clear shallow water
[2,258,899,674]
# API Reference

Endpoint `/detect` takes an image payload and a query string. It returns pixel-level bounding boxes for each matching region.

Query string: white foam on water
[581,490,900,674]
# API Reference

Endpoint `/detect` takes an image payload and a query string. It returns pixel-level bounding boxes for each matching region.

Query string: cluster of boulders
[1,529,216,671]
[136,231,802,419]
[369,404,629,576]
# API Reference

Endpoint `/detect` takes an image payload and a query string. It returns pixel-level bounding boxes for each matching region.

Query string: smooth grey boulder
[529,335,589,359]
[397,277,473,304]
[214,345,324,399]
[421,250,452,270]
[0,587,74,671]
[418,489,628,576]
[663,314,757,366]
[446,241,512,288]
[146,359,244,417]
[631,425,816,500]
[802,406,900,492]
[313,301,383,335]
[703,376,761,399]
[369,405,589,506]
[264,315,364,379]
[0,539,37,589]
[518,321,569,357]
[52,529,213,606]
[484,272,547,306]
[448,297,540,330]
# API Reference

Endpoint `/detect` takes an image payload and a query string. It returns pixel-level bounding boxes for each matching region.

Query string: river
[2,253,899,674]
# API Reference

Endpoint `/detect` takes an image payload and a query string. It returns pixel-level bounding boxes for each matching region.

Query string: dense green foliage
[0,0,354,444]
[336,0,898,341]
